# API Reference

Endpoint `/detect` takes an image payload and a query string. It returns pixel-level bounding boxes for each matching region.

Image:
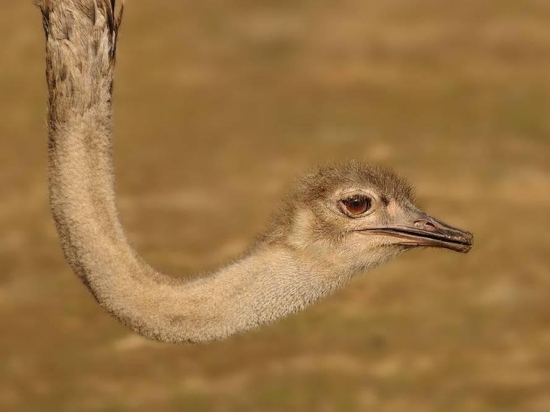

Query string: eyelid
[338,189,378,200]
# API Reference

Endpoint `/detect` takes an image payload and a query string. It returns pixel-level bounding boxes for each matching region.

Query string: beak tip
[457,231,474,253]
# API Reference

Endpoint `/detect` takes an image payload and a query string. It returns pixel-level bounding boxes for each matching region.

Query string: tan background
[1,0,550,411]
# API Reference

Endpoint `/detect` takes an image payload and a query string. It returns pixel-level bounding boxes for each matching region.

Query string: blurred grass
[1,0,550,411]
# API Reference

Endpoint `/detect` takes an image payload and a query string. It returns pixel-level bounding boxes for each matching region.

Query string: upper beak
[366,212,474,253]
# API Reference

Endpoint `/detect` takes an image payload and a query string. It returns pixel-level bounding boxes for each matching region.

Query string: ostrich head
[264,162,473,274]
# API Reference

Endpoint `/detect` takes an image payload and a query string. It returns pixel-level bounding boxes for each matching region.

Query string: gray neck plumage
[41,0,350,343]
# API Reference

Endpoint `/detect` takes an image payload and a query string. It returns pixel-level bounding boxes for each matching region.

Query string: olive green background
[1,1,549,411]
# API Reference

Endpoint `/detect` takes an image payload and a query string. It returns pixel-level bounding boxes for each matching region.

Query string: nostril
[414,219,437,231]
[425,221,437,231]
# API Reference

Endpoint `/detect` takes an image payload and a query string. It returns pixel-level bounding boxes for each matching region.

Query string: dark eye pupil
[342,196,371,215]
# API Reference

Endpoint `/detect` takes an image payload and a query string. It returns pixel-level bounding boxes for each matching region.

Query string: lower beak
[367,214,474,253]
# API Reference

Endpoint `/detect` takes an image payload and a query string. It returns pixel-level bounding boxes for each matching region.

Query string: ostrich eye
[341,195,372,216]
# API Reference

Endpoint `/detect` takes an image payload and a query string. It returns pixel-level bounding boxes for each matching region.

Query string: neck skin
[41,0,353,343]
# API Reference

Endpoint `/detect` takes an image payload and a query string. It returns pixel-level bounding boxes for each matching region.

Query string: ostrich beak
[365,211,474,253]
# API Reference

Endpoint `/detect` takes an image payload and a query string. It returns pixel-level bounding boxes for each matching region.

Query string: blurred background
[1,0,550,411]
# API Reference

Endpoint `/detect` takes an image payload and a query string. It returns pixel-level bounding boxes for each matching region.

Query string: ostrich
[37,0,473,343]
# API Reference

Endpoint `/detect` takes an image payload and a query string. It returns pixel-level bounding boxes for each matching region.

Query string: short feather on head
[260,161,415,244]
[294,161,415,205]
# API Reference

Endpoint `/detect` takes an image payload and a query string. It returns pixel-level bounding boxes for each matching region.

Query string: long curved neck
[39,0,348,343]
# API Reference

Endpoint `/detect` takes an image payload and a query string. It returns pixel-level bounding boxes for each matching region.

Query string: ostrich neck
[42,0,346,343]
[51,111,341,342]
